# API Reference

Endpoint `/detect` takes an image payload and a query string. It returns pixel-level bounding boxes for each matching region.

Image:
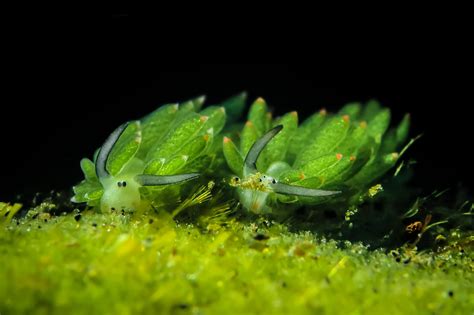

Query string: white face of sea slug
[229,173,277,213]
[100,175,147,213]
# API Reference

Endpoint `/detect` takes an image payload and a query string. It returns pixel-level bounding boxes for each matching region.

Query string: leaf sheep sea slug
[223,98,410,214]
[72,94,247,213]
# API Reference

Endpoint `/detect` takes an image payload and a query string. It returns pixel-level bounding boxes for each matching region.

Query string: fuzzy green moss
[1,206,472,315]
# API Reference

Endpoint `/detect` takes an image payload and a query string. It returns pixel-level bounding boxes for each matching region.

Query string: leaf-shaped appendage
[72,94,247,213]
[223,98,410,214]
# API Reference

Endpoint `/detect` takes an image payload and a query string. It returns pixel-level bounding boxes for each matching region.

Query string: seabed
[1,200,472,315]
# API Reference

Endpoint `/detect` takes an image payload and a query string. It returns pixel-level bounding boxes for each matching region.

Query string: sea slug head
[95,122,200,213]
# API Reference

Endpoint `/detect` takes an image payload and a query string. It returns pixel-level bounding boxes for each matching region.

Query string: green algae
[1,204,472,315]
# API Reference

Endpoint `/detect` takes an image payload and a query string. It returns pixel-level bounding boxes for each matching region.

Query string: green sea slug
[71,95,245,213]
[227,125,340,213]
[223,98,410,214]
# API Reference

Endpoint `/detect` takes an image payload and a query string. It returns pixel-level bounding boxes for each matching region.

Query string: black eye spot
[272,179,277,184]
[111,207,116,211]
[234,177,239,182]
[259,178,263,182]
[117,182,122,187]
[122,181,127,187]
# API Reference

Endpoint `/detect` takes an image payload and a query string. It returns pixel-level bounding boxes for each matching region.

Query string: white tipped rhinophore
[96,122,129,179]
[271,182,340,197]
[244,125,283,175]
[135,173,200,186]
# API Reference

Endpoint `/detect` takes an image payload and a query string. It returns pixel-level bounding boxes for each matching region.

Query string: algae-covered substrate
[1,201,473,315]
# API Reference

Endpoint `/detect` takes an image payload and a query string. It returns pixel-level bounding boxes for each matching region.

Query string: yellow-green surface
[1,207,473,315]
